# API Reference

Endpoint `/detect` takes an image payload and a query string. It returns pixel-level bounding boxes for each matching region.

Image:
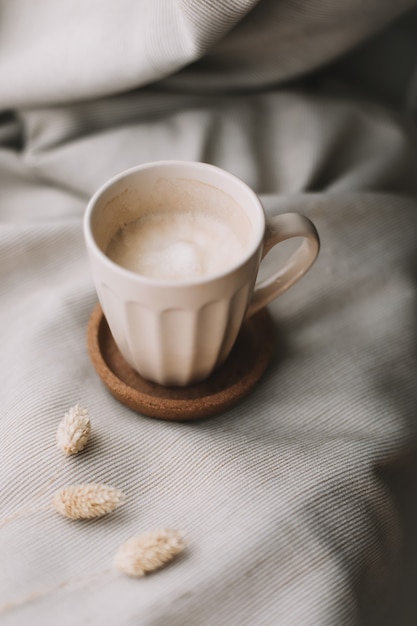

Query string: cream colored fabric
[2,1,417,624]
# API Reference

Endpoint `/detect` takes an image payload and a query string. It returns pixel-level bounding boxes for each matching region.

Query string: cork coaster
[87,303,275,421]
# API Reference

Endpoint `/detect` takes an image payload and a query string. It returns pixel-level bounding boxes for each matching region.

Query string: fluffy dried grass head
[52,483,125,520]
[114,529,186,577]
[56,405,91,456]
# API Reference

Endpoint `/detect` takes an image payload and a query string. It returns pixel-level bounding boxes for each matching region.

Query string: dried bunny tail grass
[114,529,186,577]
[56,404,91,455]
[52,483,125,520]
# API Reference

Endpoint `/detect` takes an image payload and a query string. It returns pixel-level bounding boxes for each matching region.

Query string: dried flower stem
[0,459,66,530]
[0,504,52,530]
[0,568,115,614]
[29,458,66,500]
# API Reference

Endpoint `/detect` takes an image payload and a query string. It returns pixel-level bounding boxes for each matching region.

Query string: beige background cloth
[2,1,417,623]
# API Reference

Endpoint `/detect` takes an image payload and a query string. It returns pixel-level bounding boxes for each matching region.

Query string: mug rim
[83,160,266,288]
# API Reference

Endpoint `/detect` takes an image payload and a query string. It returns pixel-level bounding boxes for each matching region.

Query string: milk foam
[106,209,246,281]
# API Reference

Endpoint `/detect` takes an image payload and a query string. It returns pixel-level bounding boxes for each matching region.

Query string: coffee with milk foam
[106,208,249,282]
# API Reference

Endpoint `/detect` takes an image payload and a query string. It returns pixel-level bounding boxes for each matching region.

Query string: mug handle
[246,212,320,318]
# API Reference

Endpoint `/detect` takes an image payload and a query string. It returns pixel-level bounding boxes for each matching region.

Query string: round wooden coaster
[87,304,275,421]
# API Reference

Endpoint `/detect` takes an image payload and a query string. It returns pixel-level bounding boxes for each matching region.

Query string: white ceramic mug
[84,161,319,386]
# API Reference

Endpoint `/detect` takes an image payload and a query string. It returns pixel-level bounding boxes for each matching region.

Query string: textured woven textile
[2,1,417,624]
